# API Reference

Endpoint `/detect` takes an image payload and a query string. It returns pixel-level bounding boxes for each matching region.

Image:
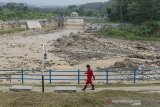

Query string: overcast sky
[0,0,109,6]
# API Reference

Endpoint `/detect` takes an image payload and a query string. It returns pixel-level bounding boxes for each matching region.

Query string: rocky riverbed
[49,32,160,68]
[0,26,159,70]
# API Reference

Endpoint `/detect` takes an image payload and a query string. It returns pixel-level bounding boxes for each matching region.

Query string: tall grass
[0,90,160,107]
[97,21,160,41]
[98,29,143,40]
[0,28,27,35]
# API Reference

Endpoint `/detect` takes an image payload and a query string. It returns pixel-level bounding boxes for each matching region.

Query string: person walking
[82,65,95,91]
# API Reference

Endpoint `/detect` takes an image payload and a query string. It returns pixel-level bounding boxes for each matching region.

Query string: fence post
[42,75,44,93]
[49,70,52,84]
[78,69,80,84]
[134,66,137,83]
[106,66,109,84]
[21,68,24,84]
[9,75,12,82]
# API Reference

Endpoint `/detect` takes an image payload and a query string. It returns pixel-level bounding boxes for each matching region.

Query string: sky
[0,0,109,6]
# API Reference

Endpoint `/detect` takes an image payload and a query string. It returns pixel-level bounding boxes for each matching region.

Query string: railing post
[21,68,24,84]
[106,65,109,84]
[49,70,52,84]
[78,69,80,84]
[42,75,44,93]
[9,75,12,82]
[134,66,137,83]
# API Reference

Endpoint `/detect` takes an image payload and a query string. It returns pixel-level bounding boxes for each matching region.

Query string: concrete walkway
[0,85,160,93]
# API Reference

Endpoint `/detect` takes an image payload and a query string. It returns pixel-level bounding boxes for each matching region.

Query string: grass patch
[0,28,27,35]
[97,20,160,41]
[97,29,141,40]
[97,29,160,41]
[0,90,160,107]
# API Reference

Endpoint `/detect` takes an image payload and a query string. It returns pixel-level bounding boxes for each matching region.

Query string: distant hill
[0,2,35,8]
[41,5,67,9]
[40,5,67,12]
[0,2,6,6]
[0,2,55,21]
[0,1,112,17]
[80,1,112,12]
[67,1,112,16]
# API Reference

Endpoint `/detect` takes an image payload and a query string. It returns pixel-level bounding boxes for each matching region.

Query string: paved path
[1,85,160,93]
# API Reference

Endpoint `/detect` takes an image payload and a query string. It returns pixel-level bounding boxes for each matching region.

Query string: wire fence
[0,67,160,84]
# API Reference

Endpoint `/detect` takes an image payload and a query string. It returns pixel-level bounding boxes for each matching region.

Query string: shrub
[0,28,27,35]
[131,21,160,36]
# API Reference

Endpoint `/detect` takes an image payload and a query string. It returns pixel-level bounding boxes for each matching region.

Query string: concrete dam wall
[66,19,84,26]
[0,19,58,31]
[0,18,84,31]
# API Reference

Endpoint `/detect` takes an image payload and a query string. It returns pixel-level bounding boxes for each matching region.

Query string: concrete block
[67,19,84,25]
[54,86,77,93]
[9,86,33,92]
[21,25,27,29]
[27,21,42,29]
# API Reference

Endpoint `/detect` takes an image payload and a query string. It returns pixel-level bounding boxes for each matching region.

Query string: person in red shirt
[82,65,95,91]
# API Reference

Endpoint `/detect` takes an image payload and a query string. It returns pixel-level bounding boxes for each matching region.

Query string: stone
[27,21,42,29]
[9,86,33,92]
[129,54,146,59]
[66,19,84,25]
[21,25,27,29]
[54,86,77,93]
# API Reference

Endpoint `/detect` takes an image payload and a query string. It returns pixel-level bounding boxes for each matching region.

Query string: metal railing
[0,67,160,84]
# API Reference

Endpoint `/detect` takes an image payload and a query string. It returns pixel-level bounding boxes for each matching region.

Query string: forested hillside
[0,2,6,6]
[0,3,54,21]
[0,1,112,20]
[103,0,160,39]
[67,1,112,16]
[107,0,160,23]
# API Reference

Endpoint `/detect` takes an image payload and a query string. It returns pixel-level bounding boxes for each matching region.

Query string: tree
[0,3,55,20]
[107,0,160,23]
[23,6,29,11]
[78,6,85,16]
[107,8,111,18]
[86,11,93,16]
[5,3,16,10]
[128,0,160,23]
[107,0,133,21]
[67,5,78,12]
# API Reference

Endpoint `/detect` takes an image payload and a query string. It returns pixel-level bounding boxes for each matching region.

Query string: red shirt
[86,68,95,80]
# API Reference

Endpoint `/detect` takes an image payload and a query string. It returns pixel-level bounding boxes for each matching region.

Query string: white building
[71,12,79,17]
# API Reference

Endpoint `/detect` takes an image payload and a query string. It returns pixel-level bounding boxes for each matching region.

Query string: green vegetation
[0,3,54,21]
[0,2,112,20]
[98,0,160,40]
[67,1,112,17]
[98,28,160,41]
[98,21,160,40]
[0,28,27,35]
[0,90,160,107]
[98,29,140,40]
[107,0,160,23]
